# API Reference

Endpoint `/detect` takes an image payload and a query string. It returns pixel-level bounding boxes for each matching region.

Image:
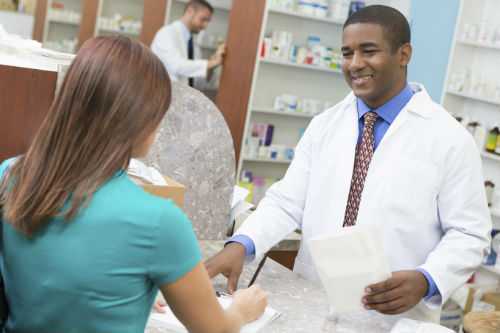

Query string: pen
[248,255,267,287]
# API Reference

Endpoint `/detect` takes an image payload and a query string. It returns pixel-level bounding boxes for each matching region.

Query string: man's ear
[399,43,412,67]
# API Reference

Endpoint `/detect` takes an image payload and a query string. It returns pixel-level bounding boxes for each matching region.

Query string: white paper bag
[307,224,391,314]
[149,295,280,333]
[390,319,455,333]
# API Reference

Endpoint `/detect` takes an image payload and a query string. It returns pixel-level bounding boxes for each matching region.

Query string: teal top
[0,158,202,333]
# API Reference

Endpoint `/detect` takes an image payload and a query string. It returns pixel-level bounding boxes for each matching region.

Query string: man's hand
[208,43,226,69]
[363,270,429,315]
[215,43,226,57]
[205,242,246,294]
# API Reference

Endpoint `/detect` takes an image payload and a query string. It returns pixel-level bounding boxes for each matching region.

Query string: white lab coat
[235,83,491,323]
[151,21,207,86]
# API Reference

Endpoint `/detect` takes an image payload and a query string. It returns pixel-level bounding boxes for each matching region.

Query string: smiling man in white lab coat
[151,0,224,87]
[206,5,492,325]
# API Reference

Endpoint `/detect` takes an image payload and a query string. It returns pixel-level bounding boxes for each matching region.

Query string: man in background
[151,0,225,88]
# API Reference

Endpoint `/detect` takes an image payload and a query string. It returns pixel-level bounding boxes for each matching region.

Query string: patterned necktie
[343,111,378,227]
[187,36,194,87]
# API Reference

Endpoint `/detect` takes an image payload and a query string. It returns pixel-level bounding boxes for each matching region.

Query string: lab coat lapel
[321,98,359,233]
[174,23,188,58]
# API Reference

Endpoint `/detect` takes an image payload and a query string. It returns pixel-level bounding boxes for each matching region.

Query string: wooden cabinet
[0,65,57,162]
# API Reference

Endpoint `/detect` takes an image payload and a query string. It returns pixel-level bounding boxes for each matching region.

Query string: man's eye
[364,50,377,54]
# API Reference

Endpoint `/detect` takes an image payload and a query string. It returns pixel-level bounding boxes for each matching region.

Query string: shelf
[481,264,500,275]
[97,27,140,37]
[260,58,343,75]
[446,90,500,107]
[268,7,344,25]
[457,39,500,51]
[243,157,292,164]
[199,44,216,51]
[252,108,314,119]
[48,18,80,26]
[482,151,500,162]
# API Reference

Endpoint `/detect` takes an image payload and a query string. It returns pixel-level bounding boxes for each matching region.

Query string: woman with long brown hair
[0,36,266,333]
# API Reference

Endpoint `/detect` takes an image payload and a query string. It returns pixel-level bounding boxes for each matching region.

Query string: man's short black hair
[185,0,214,14]
[343,5,411,53]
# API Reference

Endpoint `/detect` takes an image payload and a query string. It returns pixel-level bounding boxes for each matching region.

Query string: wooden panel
[140,0,169,46]
[268,250,298,271]
[32,0,48,42]
[215,0,266,162]
[0,65,57,162]
[77,0,100,49]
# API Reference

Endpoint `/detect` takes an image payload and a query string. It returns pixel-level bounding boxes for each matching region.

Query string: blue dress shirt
[229,84,440,299]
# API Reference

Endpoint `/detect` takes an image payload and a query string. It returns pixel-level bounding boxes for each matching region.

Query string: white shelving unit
[42,0,83,53]
[442,0,500,221]
[253,107,315,118]
[165,0,232,100]
[48,17,80,27]
[260,57,343,74]
[96,0,144,39]
[236,0,352,197]
[267,7,344,25]
[447,89,500,107]
[41,0,149,53]
[243,157,292,164]
[457,39,500,51]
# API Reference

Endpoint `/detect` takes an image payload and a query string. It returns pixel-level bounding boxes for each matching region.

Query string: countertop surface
[146,241,402,333]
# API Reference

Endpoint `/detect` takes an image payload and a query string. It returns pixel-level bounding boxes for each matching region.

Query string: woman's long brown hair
[0,36,171,235]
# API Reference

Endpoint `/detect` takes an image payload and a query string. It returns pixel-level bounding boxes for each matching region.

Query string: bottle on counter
[485,126,499,153]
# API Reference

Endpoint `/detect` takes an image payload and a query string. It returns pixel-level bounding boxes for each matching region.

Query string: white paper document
[390,319,454,333]
[128,159,167,186]
[229,185,254,225]
[149,295,281,333]
[307,224,391,314]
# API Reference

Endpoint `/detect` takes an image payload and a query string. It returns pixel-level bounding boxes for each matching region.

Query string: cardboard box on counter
[482,292,500,311]
[465,287,500,314]
[130,175,185,209]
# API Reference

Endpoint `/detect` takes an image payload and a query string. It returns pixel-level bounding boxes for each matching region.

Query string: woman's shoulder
[95,173,189,228]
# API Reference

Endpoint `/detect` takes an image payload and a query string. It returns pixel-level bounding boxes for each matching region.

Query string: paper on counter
[232,185,250,208]
[128,159,167,186]
[149,295,281,333]
[229,185,254,226]
[307,224,391,314]
[390,319,455,333]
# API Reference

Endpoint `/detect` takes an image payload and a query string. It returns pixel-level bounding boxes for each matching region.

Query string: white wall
[0,11,34,39]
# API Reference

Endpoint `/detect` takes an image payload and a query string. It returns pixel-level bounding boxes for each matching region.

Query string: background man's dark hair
[343,5,411,53]
[185,0,214,13]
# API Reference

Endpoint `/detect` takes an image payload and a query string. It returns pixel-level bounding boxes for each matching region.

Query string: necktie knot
[364,111,378,129]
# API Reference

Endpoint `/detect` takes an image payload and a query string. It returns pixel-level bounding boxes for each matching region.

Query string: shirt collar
[175,20,192,44]
[357,84,414,124]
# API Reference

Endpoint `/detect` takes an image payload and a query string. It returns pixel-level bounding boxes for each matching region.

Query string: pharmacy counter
[146,241,398,333]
